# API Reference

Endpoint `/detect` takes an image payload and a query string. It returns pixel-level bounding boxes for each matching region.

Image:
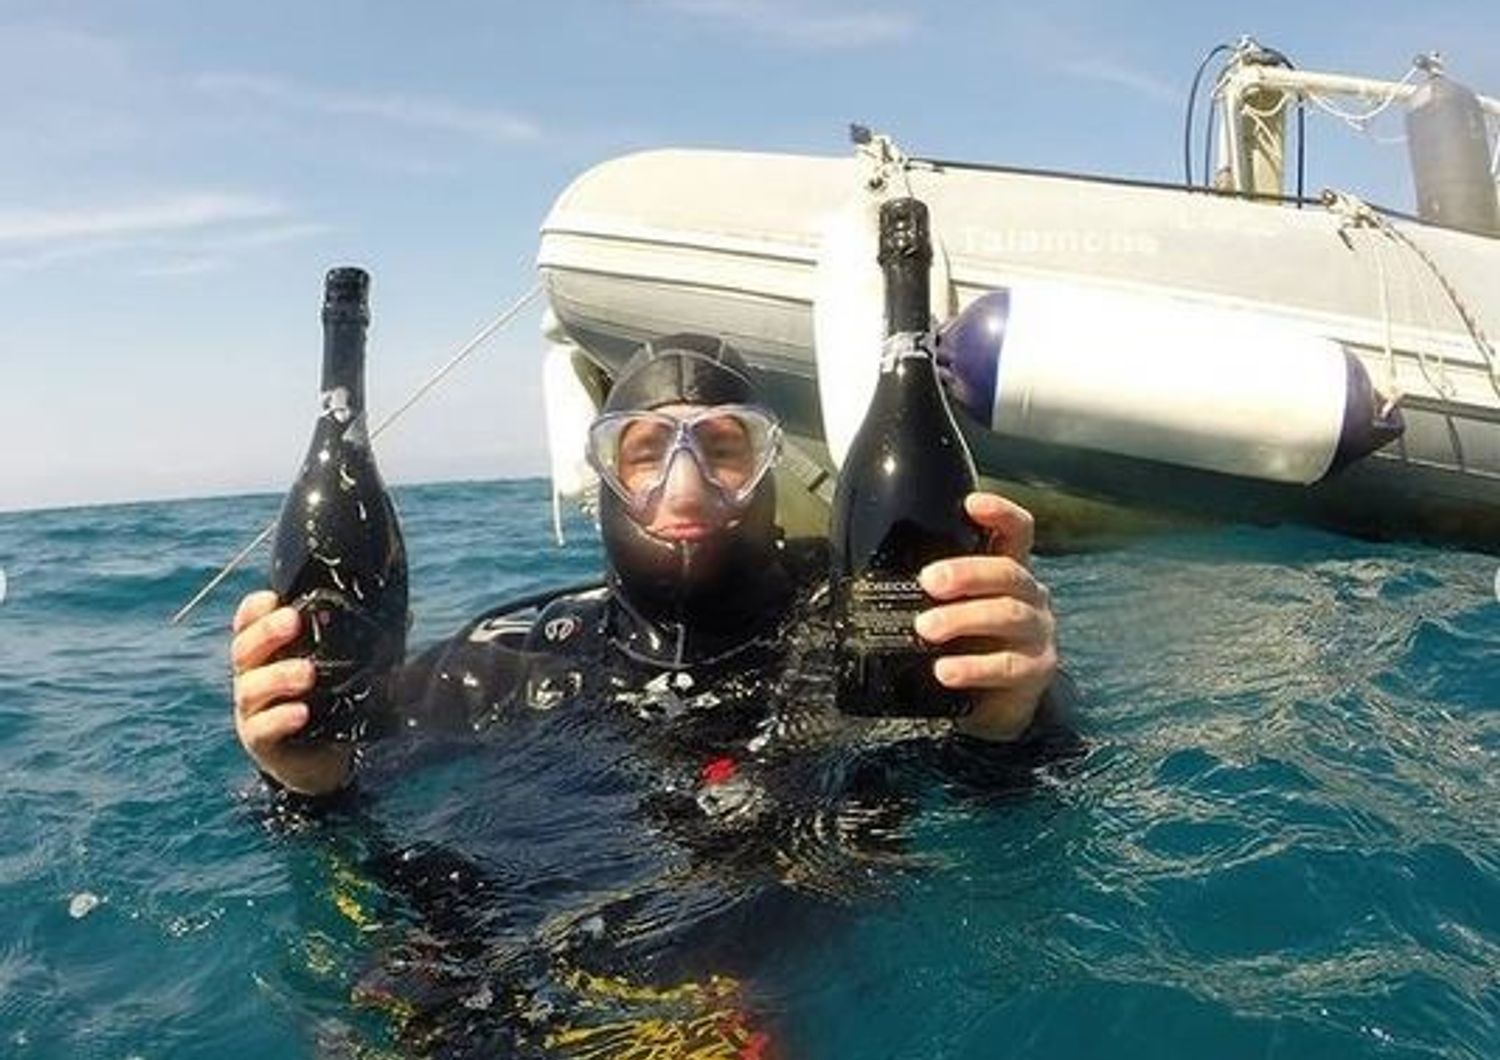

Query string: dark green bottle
[270,267,408,742]
[831,198,981,717]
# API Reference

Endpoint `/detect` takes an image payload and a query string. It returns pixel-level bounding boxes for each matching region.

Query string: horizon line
[0,472,553,519]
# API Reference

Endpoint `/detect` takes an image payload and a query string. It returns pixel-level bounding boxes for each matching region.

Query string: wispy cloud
[647,0,915,49]
[126,222,331,278]
[0,195,323,275]
[194,72,541,143]
[1056,58,1178,106]
[0,193,284,244]
[132,257,229,278]
[0,237,129,274]
[200,221,331,251]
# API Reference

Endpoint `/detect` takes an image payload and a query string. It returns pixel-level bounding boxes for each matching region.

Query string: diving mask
[587,404,782,515]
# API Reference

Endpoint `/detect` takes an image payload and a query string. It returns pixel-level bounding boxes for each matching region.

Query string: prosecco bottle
[270,266,408,743]
[831,197,982,717]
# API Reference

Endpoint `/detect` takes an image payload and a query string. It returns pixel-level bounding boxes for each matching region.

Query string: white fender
[541,309,601,542]
[942,280,1380,483]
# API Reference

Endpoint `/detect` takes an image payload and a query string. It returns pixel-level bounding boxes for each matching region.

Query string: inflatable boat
[535,48,1500,554]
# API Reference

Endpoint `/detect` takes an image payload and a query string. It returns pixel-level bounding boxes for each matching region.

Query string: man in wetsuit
[229,332,1065,1054]
[230,332,1061,796]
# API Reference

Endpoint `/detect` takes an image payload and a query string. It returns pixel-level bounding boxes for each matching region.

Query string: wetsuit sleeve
[388,638,452,720]
[381,611,539,735]
[1025,668,1080,741]
[852,671,1084,807]
[936,669,1084,795]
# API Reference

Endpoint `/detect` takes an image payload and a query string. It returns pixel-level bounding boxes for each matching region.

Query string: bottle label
[844,573,928,652]
[320,386,355,424]
[880,331,936,372]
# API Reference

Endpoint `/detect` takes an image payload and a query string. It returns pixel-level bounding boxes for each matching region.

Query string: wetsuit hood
[597,334,789,664]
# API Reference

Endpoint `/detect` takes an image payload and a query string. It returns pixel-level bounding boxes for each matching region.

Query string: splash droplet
[1493,565,1499,603]
[68,892,101,919]
[0,567,7,605]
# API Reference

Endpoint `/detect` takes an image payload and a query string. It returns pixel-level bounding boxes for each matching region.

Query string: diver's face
[616,402,750,543]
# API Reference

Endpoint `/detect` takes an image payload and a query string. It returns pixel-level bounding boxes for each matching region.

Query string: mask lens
[589,413,669,510]
[615,417,676,496]
[690,413,756,489]
[687,407,778,499]
[587,406,781,511]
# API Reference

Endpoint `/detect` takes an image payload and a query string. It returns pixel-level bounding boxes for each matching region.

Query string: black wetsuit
[276,539,1076,1057]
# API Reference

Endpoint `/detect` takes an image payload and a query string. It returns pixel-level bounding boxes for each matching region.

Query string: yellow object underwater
[545,969,772,1060]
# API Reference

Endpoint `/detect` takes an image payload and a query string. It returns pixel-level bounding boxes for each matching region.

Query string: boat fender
[542,311,602,542]
[940,282,1404,484]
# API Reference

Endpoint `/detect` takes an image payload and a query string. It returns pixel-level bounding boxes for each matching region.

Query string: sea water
[0,479,1495,1059]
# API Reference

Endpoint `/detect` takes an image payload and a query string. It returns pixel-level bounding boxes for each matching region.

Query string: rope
[1374,213,1500,401]
[1239,91,1294,120]
[1324,189,1500,407]
[169,282,544,626]
[1237,98,1294,187]
[1369,228,1402,413]
[1334,200,1406,414]
[1324,190,1423,408]
[1386,214,1461,402]
[1305,65,1420,130]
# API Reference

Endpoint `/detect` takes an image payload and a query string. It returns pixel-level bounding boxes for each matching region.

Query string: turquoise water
[0,479,1495,1058]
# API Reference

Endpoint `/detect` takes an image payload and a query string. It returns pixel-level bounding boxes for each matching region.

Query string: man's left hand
[914,492,1059,742]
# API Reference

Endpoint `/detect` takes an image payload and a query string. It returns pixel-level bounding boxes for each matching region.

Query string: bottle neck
[320,311,367,412]
[881,253,936,379]
[883,259,930,337]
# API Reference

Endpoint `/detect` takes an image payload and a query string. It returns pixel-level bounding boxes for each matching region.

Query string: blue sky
[2,0,1496,512]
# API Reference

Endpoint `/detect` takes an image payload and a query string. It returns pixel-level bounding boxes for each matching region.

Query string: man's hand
[914,492,1059,742]
[230,590,353,795]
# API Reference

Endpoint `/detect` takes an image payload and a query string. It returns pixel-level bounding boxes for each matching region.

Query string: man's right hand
[230,590,353,796]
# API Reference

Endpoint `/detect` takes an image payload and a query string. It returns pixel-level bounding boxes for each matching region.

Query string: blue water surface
[0,479,1495,1059]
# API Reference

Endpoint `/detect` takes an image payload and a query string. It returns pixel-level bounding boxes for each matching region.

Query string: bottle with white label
[830,197,981,717]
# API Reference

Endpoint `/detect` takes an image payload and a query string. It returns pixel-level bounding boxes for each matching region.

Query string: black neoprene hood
[595,333,785,655]
[602,333,758,415]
